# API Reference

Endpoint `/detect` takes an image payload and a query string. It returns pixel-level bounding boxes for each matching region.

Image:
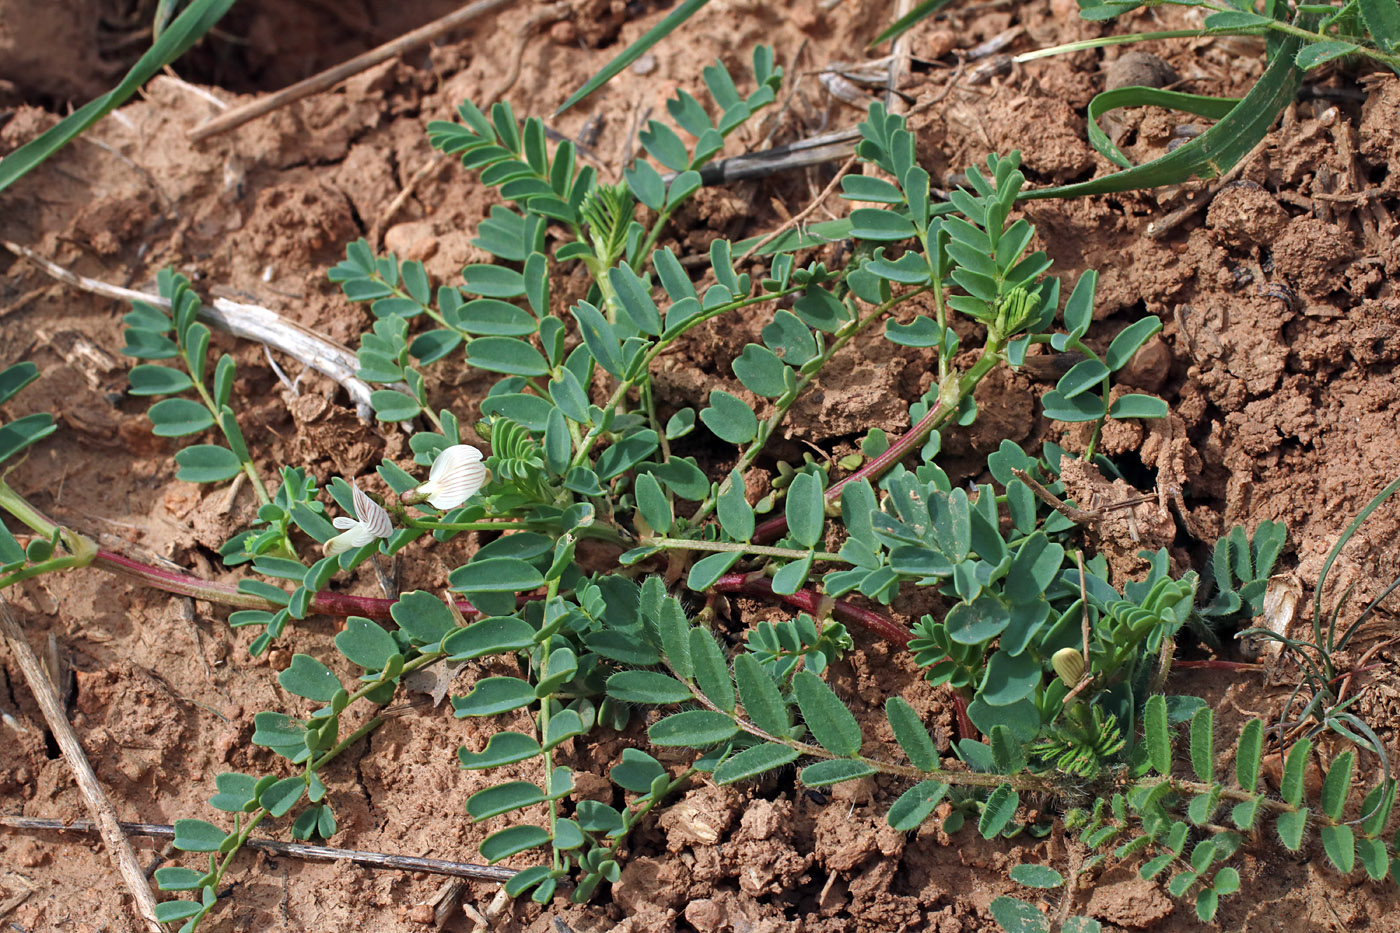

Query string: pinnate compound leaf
[1357,837,1390,880]
[1295,40,1359,69]
[278,654,341,702]
[801,759,877,787]
[793,670,861,757]
[605,671,693,705]
[1106,317,1163,371]
[154,866,206,891]
[173,819,227,852]
[611,748,667,793]
[1062,919,1102,933]
[1361,0,1400,54]
[713,743,799,784]
[989,896,1050,933]
[479,825,551,863]
[467,781,546,820]
[648,710,739,747]
[887,780,949,831]
[458,732,542,768]
[390,590,458,646]
[127,363,193,395]
[465,337,549,376]
[979,782,1019,838]
[0,413,54,466]
[733,653,789,736]
[687,550,742,590]
[1321,750,1355,820]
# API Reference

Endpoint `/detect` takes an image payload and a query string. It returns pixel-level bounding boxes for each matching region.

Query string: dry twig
[0,602,164,933]
[0,815,517,883]
[188,0,518,142]
[2,240,384,420]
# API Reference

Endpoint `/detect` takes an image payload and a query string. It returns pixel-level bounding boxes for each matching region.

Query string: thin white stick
[0,600,164,933]
[3,240,386,420]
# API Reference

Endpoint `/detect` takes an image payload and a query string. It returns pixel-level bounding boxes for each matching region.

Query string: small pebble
[1105,51,1178,91]
[631,52,657,76]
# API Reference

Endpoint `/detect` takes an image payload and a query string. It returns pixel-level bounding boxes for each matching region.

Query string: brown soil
[1,0,1399,931]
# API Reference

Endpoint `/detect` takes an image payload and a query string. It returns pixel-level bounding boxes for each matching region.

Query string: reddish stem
[94,549,480,622]
[714,572,911,647]
[713,572,973,739]
[752,399,947,545]
[94,549,979,738]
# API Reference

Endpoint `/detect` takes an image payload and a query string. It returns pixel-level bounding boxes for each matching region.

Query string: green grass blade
[1087,87,1238,169]
[1313,474,1400,647]
[1021,35,1303,200]
[870,0,958,47]
[555,0,711,115]
[0,0,235,195]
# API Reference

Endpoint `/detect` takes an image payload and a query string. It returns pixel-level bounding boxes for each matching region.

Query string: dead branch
[188,0,518,142]
[0,602,164,933]
[0,815,517,883]
[3,240,386,420]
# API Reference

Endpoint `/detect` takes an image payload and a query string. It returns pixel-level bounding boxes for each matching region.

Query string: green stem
[640,536,846,563]
[689,287,929,528]
[568,285,804,470]
[537,578,562,872]
[186,362,272,508]
[404,518,532,533]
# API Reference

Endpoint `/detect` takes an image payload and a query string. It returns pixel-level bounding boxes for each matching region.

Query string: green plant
[1239,475,1400,780]
[2,41,1395,931]
[558,0,1400,206]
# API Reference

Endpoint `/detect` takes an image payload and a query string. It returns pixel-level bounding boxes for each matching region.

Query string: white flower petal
[332,516,358,530]
[350,482,393,540]
[418,444,489,510]
[323,529,357,557]
[428,445,484,482]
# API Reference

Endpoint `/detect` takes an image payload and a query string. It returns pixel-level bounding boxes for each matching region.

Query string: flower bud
[1052,647,1085,688]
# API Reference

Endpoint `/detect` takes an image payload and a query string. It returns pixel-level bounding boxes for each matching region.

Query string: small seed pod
[1052,647,1086,688]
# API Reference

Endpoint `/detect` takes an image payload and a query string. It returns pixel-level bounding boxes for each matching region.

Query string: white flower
[415,444,489,510]
[324,481,394,557]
